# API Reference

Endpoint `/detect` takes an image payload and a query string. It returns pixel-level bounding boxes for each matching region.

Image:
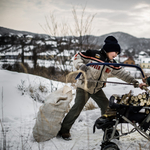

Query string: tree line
[0,5,101,74]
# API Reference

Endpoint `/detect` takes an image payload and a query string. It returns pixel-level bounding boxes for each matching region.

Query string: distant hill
[88,32,150,52]
[0,26,150,53]
[0,26,49,38]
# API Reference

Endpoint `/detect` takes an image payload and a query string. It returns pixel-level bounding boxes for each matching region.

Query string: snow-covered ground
[0,69,150,150]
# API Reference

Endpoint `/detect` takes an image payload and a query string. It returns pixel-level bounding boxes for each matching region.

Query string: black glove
[79,64,88,72]
[133,80,139,88]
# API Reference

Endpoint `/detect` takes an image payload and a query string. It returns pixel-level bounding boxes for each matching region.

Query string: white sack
[33,85,72,142]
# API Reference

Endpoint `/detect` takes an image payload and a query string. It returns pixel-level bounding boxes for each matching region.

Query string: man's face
[107,52,118,60]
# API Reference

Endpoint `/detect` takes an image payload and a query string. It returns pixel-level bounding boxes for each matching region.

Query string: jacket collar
[99,48,111,62]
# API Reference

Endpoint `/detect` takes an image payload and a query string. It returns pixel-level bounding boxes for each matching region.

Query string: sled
[76,63,150,150]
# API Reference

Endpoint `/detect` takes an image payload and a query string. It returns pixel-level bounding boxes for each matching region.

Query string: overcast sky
[0,0,150,38]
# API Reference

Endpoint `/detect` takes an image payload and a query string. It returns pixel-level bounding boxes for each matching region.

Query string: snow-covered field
[0,69,150,150]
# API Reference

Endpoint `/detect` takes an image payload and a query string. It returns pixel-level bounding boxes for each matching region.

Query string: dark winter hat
[103,36,121,54]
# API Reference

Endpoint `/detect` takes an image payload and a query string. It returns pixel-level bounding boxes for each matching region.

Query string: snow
[140,58,150,63]
[0,69,150,150]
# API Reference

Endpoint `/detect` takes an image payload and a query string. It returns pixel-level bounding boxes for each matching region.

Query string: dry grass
[39,84,48,93]
[17,80,48,103]
[2,62,72,83]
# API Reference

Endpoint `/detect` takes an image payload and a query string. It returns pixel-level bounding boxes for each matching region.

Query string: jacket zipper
[94,65,105,93]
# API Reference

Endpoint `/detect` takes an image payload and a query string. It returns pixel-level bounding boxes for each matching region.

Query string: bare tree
[41,12,71,37]
[40,12,72,73]
[71,4,97,50]
[41,5,98,73]
[0,34,25,64]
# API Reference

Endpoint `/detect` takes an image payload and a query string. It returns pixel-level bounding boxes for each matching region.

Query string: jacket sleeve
[111,67,137,83]
[73,50,92,70]
[73,53,85,70]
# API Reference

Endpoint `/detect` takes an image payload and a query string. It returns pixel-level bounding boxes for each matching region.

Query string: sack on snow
[32,85,72,142]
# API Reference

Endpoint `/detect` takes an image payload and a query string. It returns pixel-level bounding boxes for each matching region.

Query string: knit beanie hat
[103,36,121,54]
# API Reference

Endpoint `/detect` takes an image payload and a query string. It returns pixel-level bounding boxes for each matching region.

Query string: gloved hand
[142,76,147,83]
[79,64,88,72]
[139,83,147,90]
[133,80,139,88]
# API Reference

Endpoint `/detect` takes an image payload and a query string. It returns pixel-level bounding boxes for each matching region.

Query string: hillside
[88,32,150,52]
[0,26,150,54]
[1,69,150,150]
[0,26,49,38]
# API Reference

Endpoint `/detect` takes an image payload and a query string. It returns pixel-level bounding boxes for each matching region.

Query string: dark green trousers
[60,88,109,133]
